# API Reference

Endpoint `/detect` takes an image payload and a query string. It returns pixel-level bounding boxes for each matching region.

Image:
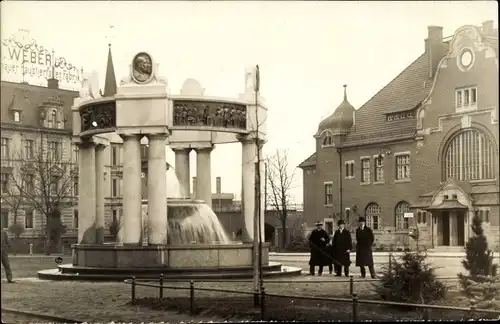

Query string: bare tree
[1,171,26,251]
[7,135,76,252]
[265,148,296,248]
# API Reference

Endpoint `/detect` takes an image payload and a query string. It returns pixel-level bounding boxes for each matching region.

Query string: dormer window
[322,134,333,147]
[13,111,21,122]
[51,110,57,128]
[456,87,477,112]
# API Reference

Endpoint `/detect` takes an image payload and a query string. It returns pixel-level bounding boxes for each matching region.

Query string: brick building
[299,21,499,251]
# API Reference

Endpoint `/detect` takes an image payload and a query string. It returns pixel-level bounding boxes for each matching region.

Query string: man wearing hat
[331,219,353,277]
[355,217,376,278]
[308,221,330,276]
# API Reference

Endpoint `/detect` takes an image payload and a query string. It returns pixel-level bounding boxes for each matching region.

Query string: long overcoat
[332,229,353,267]
[308,228,330,266]
[355,226,374,266]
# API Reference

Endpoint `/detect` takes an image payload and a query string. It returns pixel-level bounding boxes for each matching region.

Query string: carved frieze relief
[172,100,247,130]
[80,101,116,133]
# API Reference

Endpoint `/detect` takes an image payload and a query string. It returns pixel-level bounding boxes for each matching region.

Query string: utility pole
[252,64,264,307]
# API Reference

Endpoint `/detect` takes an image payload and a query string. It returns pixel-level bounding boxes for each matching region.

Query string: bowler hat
[358,216,366,222]
[337,219,345,226]
[315,221,323,226]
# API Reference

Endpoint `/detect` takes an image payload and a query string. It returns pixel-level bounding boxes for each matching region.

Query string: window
[141,144,149,159]
[1,138,9,159]
[395,201,410,230]
[324,182,333,205]
[374,156,384,182]
[111,146,119,166]
[322,134,333,147]
[50,175,59,195]
[47,141,62,161]
[416,210,427,224]
[475,209,490,223]
[50,110,57,128]
[112,209,118,223]
[73,177,79,196]
[361,158,371,183]
[112,178,119,197]
[73,145,79,163]
[25,174,35,194]
[24,139,34,159]
[365,203,380,230]
[444,129,494,181]
[396,154,411,180]
[73,209,79,229]
[14,111,20,122]
[1,173,9,194]
[456,87,477,111]
[1,210,8,229]
[24,209,34,229]
[345,161,355,179]
[324,218,334,235]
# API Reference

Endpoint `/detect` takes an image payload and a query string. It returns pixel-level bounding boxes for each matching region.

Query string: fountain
[37,51,302,281]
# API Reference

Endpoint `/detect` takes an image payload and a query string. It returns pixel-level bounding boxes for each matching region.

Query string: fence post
[159,274,164,299]
[349,275,354,296]
[351,293,358,322]
[131,276,136,303]
[388,251,392,271]
[423,307,430,321]
[260,285,266,321]
[469,299,476,320]
[190,280,195,315]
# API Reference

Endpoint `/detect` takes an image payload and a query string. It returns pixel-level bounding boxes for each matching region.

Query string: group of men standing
[308,217,376,278]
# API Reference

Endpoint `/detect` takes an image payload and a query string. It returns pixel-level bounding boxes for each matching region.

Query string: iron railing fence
[123,275,500,322]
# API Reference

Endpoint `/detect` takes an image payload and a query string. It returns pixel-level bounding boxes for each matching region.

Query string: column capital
[147,133,168,140]
[120,134,143,141]
[237,135,266,146]
[172,147,192,154]
[194,145,214,154]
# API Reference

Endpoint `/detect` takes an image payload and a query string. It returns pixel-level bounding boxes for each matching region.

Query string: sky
[1,1,497,204]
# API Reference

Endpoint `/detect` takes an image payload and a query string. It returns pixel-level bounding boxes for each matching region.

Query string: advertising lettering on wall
[1,29,83,89]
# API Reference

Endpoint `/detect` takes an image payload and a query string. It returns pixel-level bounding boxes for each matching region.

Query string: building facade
[299,21,499,251]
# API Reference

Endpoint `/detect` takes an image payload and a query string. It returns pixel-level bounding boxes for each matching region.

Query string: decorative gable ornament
[120,52,166,86]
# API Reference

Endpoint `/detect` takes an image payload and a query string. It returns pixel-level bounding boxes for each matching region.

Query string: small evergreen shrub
[458,215,499,308]
[375,250,446,306]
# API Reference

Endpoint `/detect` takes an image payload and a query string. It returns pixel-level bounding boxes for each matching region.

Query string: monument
[38,51,301,280]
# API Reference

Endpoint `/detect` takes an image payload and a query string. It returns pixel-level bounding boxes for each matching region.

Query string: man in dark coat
[308,221,330,276]
[1,229,14,283]
[332,219,352,277]
[355,217,376,278]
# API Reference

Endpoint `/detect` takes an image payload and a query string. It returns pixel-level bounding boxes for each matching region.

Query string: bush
[286,235,309,252]
[375,250,446,306]
[108,218,122,242]
[458,214,498,306]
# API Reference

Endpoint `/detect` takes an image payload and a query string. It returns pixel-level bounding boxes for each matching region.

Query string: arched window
[50,110,57,128]
[322,134,333,147]
[13,111,20,122]
[365,203,380,230]
[444,129,495,181]
[395,201,410,230]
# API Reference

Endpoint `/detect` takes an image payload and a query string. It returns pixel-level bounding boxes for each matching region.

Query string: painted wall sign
[1,29,83,89]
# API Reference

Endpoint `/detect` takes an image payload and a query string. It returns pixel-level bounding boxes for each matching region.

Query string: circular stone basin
[37,243,303,280]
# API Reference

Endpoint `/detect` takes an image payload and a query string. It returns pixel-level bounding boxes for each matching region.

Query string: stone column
[450,211,458,246]
[173,148,191,198]
[195,147,213,208]
[95,144,106,244]
[78,142,96,244]
[241,138,266,243]
[147,134,168,245]
[121,134,143,245]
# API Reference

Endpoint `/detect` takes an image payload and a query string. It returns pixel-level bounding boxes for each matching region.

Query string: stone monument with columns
[38,51,301,280]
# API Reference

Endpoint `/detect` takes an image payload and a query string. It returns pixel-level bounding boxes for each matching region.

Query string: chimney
[482,20,494,36]
[47,78,59,89]
[216,177,221,194]
[426,26,444,79]
[192,177,197,196]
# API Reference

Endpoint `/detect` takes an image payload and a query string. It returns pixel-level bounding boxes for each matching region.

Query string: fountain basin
[37,242,303,281]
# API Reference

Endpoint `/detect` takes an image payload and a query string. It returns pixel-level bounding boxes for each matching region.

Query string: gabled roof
[1,81,78,129]
[298,152,316,168]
